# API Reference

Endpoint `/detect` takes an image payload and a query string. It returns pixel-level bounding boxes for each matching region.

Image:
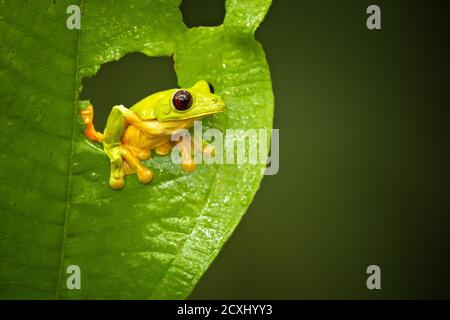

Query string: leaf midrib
[54,0,83,300]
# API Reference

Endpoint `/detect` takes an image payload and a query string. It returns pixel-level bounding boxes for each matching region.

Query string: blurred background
[81,0,450,299]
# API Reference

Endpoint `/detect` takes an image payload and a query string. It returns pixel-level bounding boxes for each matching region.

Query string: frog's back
[130,90,172,120]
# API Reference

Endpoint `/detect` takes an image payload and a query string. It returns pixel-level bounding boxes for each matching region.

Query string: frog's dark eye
[172,90,193,111]
[207,82,215,94]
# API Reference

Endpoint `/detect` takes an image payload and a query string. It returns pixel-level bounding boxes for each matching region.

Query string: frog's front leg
[194,139,216,158]
[103,105,153,189]
[80,104,105,142]
[172,138,216,173]
[178,140,196,172]
[155,142,173,156]
[154,139,210,158]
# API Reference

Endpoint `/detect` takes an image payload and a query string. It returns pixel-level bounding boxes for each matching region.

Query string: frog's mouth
[190,106,226,118]
[170,105,226,121]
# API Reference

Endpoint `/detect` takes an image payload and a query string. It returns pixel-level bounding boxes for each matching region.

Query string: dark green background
[81,0,450,299]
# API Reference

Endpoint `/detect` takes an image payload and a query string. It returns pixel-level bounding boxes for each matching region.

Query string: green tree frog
[81,80,225,189]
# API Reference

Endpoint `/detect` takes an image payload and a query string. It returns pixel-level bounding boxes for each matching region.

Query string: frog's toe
[136,166,153,184]
[181,160,196,172]
[203,144,215,157]
[110,176,125,190]
[122,160,134,175]
[137,149,151,161]
[155,142,172,156]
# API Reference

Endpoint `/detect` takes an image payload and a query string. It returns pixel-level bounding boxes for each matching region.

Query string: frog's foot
[192,139,215,157]
[155,142,173,156]
[121,146,154,184]
[110,168,125,190]
[105,145,125,190]
[80,104,104,142]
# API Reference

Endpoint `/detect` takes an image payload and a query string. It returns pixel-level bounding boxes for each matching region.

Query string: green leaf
[0,0,273,299]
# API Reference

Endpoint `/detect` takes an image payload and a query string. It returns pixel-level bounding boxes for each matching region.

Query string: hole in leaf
[180,0,225,28]
[80,53,178,131]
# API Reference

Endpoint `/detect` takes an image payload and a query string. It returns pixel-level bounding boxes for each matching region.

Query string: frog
[80,80,225,190]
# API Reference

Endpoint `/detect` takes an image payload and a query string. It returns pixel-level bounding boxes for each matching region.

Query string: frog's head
[156,80,225,121]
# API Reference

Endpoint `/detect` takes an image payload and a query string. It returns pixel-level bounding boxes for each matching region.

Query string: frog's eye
[207,82,215,94]
[172,90,193,111]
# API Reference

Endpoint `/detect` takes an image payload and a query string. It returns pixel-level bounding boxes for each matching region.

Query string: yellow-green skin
[83,80,225,189]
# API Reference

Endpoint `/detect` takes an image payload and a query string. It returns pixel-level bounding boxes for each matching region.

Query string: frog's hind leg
[125,145,151,161]
[80,104,104,142]
[121,146,154,184]
[102,105,146,189]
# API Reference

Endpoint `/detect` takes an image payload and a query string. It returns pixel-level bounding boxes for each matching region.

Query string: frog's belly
[121,124,169,151]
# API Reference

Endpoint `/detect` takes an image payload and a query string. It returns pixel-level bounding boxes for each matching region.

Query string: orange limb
[80,104,105,142]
